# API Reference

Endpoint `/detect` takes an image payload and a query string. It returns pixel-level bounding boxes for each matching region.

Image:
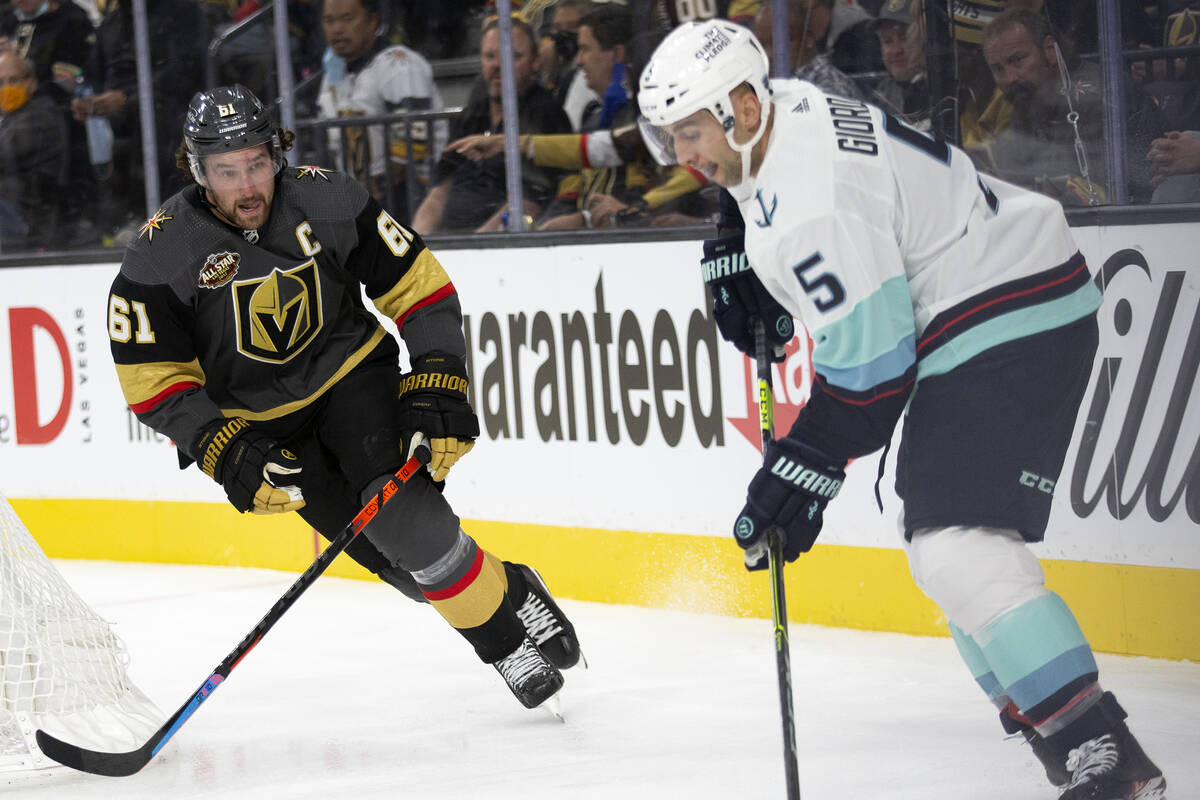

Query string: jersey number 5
[793,252,845,313]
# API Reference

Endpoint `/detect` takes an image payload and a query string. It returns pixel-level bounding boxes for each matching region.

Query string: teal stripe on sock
[976,593,1097,708]
[950,623,1004,702]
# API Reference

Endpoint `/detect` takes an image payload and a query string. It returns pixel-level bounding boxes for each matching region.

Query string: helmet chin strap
[723,95,772,201]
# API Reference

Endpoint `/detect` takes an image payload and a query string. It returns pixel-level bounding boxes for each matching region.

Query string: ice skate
[493,635,564,711]
[513,564,583,670]
[1058,725,1166,800]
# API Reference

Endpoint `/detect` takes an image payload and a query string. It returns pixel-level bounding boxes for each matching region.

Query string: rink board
[1,224,1198,660]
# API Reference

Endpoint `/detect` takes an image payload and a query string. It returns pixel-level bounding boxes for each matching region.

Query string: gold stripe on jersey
[371,247,452,323]
[116,358,206,409]
[950,0,1006,45]
[643,166,705,210]
[221,326,387,421]
[532,133,586,169]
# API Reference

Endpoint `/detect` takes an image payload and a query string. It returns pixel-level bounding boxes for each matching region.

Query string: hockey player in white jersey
[638,20,1166,800]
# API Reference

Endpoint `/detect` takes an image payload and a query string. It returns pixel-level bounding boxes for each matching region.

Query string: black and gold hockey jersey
[108,165,463,461]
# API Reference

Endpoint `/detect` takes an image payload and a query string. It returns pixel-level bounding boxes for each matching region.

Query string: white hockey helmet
[637,20,772,180]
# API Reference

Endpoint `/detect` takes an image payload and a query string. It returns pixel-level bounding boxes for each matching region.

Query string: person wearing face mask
[0,0,92,109]
[0,48,67,251]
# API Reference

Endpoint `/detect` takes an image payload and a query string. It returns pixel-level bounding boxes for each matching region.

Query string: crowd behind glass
[0,0,1197,255]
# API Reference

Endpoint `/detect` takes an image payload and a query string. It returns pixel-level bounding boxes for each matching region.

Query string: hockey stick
[752,320,802,800]
[35,443,432,777]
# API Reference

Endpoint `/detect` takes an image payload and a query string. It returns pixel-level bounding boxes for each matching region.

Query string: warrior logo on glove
[398,353,480,482]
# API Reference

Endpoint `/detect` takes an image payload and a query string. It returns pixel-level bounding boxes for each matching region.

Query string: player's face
[983,25,1059,103]
[667,111,741,187]
[321,0,379,61]
[203,145,276,230]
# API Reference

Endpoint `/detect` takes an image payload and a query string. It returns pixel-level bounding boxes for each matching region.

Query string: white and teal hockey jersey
[736,79,1102,462]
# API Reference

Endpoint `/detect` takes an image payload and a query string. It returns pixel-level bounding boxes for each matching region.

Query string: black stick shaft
[755,321,801,800]
[35,446,431,777]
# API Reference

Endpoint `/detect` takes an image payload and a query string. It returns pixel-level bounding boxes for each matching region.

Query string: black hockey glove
[195,418,305,514]
[734,438,845,570]
[397,353,480,481]
[702,232,793,363]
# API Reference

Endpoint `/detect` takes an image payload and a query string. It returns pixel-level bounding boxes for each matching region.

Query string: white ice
[7,560,1198,799]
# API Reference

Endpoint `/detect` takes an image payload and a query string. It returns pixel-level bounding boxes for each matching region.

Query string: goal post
[0,490,162,773]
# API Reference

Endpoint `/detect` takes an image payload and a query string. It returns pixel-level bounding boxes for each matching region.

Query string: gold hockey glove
[397,353,479,481]
[196,418,306,514]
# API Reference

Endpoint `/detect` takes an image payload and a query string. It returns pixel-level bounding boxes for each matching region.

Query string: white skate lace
[1063,734,1120,790]
[516,593,564,647]
[495,639,550,688]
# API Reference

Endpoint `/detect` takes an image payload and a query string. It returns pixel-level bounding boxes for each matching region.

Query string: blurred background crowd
[0,0,1197,254]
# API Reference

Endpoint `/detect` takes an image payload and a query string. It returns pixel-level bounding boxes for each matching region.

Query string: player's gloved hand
[734,438,845,570]
[397,352,480,481]
[701,232,793,363]
[195,418,305,514]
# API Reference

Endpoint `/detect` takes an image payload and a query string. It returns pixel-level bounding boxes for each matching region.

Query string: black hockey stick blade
[36,444,431,776]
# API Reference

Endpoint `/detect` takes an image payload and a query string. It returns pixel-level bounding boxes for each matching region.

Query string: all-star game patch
[199,251,241,288]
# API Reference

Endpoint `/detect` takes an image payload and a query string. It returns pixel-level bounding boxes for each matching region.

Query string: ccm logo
[1019,470,1056,495]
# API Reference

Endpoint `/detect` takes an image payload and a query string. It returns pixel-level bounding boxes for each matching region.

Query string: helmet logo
[232,260,322,362]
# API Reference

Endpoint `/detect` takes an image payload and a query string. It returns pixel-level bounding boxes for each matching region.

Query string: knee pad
[906,525,1047,635]
[358,470,461,573]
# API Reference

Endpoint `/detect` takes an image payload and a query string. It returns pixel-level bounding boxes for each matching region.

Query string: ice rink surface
[7,560,1198,799]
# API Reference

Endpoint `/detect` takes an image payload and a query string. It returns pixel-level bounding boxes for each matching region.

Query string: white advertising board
[0,224,1196,568]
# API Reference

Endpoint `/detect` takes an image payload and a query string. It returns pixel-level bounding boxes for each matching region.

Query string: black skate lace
[517,594,564,646]
[496,639,550,687]
[1064,734,1120,790]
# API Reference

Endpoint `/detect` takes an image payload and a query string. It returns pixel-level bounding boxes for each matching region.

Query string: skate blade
[541,691,564,722]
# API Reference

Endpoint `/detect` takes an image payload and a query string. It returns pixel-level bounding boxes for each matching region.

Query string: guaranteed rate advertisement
[0,228,1197,570]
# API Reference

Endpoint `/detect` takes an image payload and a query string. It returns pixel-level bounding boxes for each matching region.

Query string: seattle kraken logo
[754,189,777,228]
[232,260,323,363]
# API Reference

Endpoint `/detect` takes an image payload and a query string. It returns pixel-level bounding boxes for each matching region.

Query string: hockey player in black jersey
[106,84,580,711]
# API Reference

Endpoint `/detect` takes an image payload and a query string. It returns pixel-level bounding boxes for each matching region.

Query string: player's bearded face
[203,145,277,230]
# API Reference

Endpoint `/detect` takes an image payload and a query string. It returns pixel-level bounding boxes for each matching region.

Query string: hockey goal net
[0,490,161,773]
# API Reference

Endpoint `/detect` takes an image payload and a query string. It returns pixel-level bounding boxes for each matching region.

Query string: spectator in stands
[1147,129,1200,202]
[753,0,869,102]
[534,0,588,112]
[317,0,444,221]
[1,0,94,246]
[410,15,571,233]
[0,49,67,251]
[977,8,1166,204]
[71,0,205,242]
[0,0,92,108]
[535,4,709,229]
[870,0,931,129]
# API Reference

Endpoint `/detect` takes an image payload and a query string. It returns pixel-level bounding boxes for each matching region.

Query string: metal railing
[292,108,463,218]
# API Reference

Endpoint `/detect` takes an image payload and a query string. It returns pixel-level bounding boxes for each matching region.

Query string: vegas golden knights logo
[231,260,322,362]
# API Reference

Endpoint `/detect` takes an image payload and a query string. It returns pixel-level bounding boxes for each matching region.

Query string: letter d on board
[9,307,73,445]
